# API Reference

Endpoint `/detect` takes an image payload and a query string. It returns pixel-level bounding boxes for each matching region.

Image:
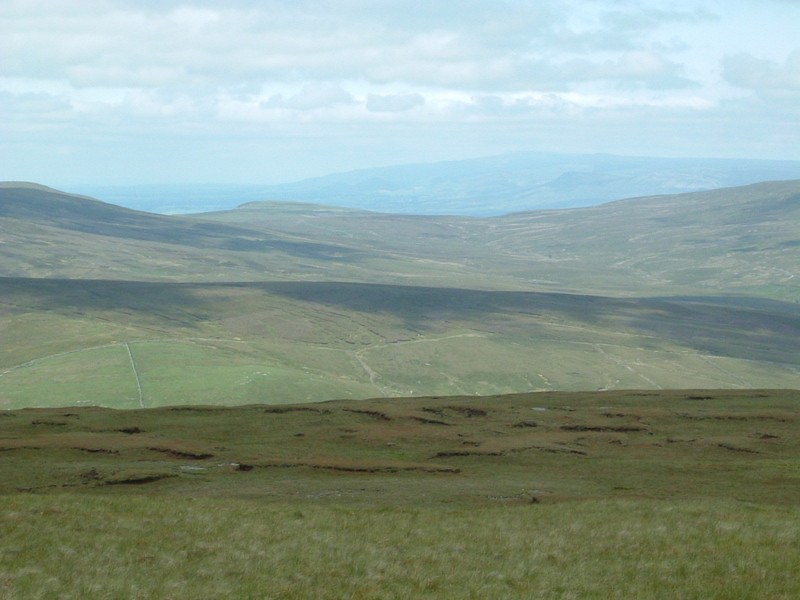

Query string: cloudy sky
[2,0,799,186]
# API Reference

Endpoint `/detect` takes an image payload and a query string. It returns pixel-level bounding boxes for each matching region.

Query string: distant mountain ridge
[261,153,800,215]
[70,152,800,216]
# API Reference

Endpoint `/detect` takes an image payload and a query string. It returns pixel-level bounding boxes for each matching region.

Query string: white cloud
[0,0,714,92]
[366,93,425,112]
[723,51,800,92]
[264,85,355,111]
[0,90,72,125]
[1,0,799,184]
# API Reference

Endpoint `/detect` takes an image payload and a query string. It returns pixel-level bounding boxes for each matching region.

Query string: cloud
[0,0,711,93]
[264,85,354,111]
[1,0,799,185]
[587,51,696,89]
[0,90,72,124]
[723,51,800,92]
[366,93,425,113]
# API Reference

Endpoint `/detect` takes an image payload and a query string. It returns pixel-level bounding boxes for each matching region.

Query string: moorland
[1,179,799,408]
[1,173,800,598]
[2,389,799,598]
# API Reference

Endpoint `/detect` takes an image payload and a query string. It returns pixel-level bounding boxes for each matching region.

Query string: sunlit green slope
[2,180,799,408]
[2,278,798,408]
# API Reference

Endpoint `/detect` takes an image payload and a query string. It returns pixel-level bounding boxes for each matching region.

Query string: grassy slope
[2,278,799,408]
[199,179,800,299]
[2,389,799,598]
[4,180,800,298]
[2,496,798,599]
[0,185,488,287]
[2,181,800,407]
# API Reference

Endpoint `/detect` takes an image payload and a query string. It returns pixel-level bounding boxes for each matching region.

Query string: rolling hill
[2,179,799,407]
[198,179,800,299]
[0,182,383,282]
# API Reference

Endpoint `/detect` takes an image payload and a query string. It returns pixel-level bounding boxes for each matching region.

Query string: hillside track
[125,343,144,408]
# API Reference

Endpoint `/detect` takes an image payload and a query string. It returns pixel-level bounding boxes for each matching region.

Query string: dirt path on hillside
[593,344,663,389]
[350,333,486,396]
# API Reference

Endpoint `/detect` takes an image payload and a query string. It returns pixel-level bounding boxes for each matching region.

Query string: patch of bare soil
[236,457,460,474]
[148,447,214,460]
[103,474,176,485]
[343,409,392,421]
[560,425,647,432]
[264,406,331,414]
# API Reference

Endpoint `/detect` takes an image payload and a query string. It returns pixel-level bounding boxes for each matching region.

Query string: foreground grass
[2,391,799,598]
[1,494,798,599]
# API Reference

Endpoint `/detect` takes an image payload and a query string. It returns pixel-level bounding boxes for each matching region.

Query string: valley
[2,180,800,408]
[2,177,799,599]
[5,3,800,597]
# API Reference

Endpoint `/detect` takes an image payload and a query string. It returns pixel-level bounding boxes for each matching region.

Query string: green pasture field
[1,389,799,599]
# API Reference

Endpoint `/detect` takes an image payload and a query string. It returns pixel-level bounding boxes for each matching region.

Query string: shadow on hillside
[0,187,365,261]
[2,278,799,365]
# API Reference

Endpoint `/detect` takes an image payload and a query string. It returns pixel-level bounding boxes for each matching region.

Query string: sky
[2,0,800,186]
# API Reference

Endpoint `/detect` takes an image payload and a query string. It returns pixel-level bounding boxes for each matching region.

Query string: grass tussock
[1,494,798,599]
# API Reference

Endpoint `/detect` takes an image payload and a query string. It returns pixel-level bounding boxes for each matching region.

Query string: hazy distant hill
[251,153,800,215]
[71,152,800,216]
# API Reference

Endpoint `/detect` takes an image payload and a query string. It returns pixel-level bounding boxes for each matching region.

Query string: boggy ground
[2,388,800,599]
[2,388,798,505]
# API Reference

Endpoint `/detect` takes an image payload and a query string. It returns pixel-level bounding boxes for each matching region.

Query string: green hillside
[4,179,800,299]
[199,179,800,299]
[1,180,799,408]
[2,278,799,409]
[0,183,393,283]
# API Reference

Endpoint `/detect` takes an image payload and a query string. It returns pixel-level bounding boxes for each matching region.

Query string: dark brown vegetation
[2,388,798,506]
